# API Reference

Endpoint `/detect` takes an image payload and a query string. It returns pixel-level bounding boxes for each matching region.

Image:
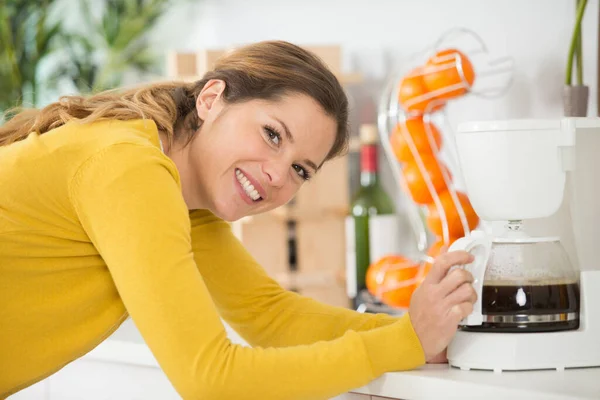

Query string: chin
[210,199,248,222]
[211,196,283,222]
[210,207,240,222]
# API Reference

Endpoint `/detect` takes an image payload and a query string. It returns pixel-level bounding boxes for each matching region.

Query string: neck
[159,131,205,211]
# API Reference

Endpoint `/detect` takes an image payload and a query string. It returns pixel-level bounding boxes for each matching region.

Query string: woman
[0,41,476,399]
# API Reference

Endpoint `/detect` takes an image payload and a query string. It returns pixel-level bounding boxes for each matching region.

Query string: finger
[439,268,474,297]
[444,282,477,308]
[449,302,474,324]
[426,251,474,284]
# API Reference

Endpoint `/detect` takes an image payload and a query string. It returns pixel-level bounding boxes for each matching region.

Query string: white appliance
[446,117,600,372]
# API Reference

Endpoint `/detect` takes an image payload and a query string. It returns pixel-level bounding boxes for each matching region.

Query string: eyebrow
[274,117,320,172]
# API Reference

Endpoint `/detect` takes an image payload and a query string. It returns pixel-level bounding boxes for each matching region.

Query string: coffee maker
[447,117,600,372]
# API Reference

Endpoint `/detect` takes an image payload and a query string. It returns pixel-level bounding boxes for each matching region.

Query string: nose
[263,160,288,188]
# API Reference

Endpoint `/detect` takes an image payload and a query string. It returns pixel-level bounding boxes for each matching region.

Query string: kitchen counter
[347,364,600,400]
[77,320,600,400]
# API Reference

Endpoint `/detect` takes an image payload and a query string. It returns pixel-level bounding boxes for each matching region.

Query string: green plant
[53,0,175,94]
[566,0,589,86]
[0,0,63,111]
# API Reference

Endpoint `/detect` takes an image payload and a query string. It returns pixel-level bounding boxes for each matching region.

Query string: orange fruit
[366,254,409,296]
[402,155,452,205]
[426,190,479,238]
[366,255,419,309]
[390,117,443,164]
[378,263,420,309]
[423,48,475,100]
[398,67,446,115]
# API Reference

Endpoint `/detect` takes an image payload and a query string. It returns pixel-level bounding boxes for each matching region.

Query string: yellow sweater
[0,119,425,399]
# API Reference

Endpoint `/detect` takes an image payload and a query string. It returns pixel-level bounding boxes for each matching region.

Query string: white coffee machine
[447,117,600,372]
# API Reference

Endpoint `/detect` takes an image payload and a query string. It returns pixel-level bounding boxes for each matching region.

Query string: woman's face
[184,80,337,221]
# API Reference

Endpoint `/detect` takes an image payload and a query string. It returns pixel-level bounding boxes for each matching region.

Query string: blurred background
[4,1,597,120]
[3,0,598,398]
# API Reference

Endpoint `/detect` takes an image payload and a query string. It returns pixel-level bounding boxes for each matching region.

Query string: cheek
[276,181,303,204]
[206,129,259,166]
[230,129,267,159]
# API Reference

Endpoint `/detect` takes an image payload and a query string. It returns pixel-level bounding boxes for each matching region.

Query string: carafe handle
[447,230,492,326]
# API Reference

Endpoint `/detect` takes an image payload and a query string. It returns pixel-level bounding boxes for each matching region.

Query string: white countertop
[352,364,600,400]
[93,320,600,400]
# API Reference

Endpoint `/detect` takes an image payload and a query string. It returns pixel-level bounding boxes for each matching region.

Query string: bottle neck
[360,144,378,187]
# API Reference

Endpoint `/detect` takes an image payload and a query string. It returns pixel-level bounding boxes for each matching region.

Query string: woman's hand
[427,348,448,364]
[408,251,476,362]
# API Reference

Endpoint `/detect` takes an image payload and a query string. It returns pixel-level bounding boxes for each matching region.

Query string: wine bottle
[345,124,399,310]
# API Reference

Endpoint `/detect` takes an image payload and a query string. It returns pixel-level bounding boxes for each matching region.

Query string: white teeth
[236,169,261,201]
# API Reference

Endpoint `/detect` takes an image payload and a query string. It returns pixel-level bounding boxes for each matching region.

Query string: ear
[196,79,227,121]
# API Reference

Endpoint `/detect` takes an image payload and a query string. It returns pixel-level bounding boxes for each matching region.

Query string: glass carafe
[462,233,580,333]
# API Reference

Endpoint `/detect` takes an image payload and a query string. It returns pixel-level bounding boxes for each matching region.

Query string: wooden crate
[166,45,363,85]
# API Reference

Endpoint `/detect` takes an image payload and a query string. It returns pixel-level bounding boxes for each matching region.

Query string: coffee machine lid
[457,119,561,134]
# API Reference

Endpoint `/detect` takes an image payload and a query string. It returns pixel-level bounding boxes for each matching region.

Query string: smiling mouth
[235,169,263,202]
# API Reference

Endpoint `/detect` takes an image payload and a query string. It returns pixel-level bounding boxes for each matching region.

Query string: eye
[293,164,311,181]
[263,125,281,147]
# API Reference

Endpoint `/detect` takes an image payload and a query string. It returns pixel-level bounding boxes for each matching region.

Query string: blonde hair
[0,41,349,160]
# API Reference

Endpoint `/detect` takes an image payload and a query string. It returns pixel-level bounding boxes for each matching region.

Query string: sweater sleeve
[70,143,426,400]
[189,210,401,347]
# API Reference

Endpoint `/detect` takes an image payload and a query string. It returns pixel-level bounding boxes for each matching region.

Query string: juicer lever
[447,230,492,326]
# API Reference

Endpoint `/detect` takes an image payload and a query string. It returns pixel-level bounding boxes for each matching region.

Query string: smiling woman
[171,88,337,221]
[0,40,477,400]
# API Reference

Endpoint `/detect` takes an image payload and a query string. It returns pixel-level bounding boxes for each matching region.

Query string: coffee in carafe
[460,237,580,333]
[464,278,580,332]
